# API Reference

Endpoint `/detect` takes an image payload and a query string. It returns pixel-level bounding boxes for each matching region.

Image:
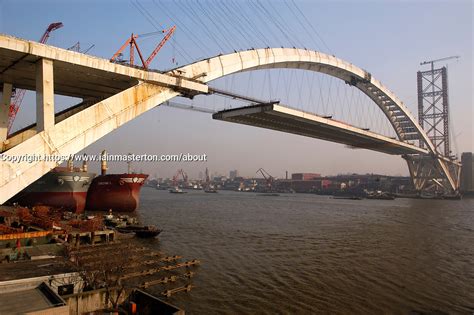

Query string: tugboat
[169,169,188,194]
[85,151,148,212]
[9,158,95,213]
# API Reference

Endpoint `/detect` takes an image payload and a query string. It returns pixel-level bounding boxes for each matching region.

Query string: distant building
[229,170,239,180]
[291,173,321,180]
[461,152,474,193]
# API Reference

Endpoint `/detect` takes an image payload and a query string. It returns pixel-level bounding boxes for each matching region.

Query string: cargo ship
[9,160,94,213]
[85,151,148,212]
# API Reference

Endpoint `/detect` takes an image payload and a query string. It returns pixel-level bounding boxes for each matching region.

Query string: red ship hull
[9,168,95,213]
[86,174,148,212]
[16,192,88,212]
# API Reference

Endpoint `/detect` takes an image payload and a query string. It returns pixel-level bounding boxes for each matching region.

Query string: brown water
[137,188,474,314]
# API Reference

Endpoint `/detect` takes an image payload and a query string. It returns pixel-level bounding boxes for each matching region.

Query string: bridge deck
[0,34,207,99]
[213,103,428,155]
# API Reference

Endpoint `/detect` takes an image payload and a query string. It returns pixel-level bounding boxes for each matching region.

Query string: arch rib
[172,48,459,193]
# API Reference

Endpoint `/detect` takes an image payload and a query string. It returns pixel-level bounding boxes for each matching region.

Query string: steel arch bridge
[0,35,461,203]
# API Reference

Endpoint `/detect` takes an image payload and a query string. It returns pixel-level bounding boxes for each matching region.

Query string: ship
[85,151,148,212]
[9,160,95,213]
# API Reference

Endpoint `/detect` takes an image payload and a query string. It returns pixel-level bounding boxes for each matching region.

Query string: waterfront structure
[0,35,461,203]
[291,173,321,180]
[460,152,474,193]
[229,170,239,180]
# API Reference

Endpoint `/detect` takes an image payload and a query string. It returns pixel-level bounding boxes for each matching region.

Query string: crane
[110,26,176,70]
[256,168,275,191]
[7,22,63,134]
[172,169,188,188]
[203,167,217,192]
[420,56,460,70]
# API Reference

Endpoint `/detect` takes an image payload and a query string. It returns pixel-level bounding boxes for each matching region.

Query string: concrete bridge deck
[213,103,429,156]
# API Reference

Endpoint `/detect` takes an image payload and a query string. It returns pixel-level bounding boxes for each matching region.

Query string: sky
[0,0,472,179]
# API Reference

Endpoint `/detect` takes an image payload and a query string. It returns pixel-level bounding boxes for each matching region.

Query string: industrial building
[291,173,321,181]
[461,152,474,193]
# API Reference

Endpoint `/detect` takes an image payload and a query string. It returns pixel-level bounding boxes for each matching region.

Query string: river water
[137,188,474,314]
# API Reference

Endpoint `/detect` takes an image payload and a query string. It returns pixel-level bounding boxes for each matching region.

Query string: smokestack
[101,150,107,175]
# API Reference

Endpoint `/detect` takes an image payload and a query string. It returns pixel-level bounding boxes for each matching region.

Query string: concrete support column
[0,83,13,141]
[36,58,55,132]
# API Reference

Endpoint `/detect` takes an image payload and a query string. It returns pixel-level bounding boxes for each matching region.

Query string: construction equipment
[7,22,63,134]
[418,55,460,157]
[172,169,188,188]
[110,26,176,69]
[203,168,217,193]
[256,168,275,191]
[420,56,460,69]
[67,41,95,54]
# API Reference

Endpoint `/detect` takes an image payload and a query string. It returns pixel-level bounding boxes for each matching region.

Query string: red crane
[110,26,176,69]
[172,169,188,187]
[7,22,63,134]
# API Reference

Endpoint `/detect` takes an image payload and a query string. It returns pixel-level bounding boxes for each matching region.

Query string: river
[136,188,474,314]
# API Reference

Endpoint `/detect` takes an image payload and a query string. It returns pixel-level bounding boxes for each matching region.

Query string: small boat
[204,188,218,193]
[169,187,187,194]
[366,192,395,200]
[333,196,362,200]
[116,225,162,238]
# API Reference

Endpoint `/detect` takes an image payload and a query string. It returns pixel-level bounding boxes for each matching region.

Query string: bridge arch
[170,48,457,192]
[173,48,432,152]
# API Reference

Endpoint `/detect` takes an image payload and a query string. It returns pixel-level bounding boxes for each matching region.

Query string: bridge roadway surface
[213,103,428,155]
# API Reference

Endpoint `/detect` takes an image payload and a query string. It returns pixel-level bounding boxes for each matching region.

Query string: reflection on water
[137,189,474,314]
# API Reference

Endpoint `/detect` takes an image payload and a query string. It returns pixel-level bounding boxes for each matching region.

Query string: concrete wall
[64,288,127,315]
[25,305,69,315]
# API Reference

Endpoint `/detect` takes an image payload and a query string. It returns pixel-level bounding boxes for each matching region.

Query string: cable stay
[163,101,216,114]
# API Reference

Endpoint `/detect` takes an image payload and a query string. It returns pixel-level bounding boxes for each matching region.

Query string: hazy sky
[1,0,472,179]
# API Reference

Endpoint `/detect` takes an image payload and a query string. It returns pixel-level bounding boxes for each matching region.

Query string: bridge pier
[404,154,461,195]
[36,59,55,132]
[0,83,12,141]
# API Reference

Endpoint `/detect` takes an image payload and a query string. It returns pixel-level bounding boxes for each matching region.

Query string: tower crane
[7,22,63,134]
[420,56,460,70]
[110,26,176,70]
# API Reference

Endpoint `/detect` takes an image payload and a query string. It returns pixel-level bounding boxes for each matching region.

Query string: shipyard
[0,0,473,314]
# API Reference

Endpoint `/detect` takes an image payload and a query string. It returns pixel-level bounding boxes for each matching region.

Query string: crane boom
[7,22,63,134]
[145,26,176,67]
[111,26,176,70]
[420,55,460,66]
[39,22,63,44]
